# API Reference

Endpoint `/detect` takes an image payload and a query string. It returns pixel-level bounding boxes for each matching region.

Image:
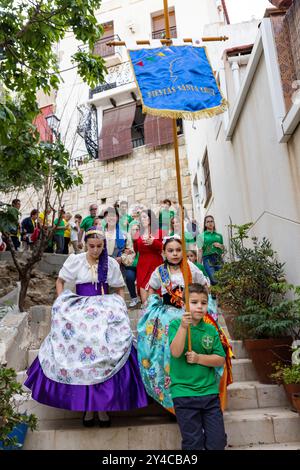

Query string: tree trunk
[19,272,31,312]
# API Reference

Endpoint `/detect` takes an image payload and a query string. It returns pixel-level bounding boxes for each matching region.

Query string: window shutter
[144,114,173,147]
[98,103,136,161]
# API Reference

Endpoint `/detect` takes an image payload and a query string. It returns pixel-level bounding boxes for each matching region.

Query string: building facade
[188,1,300,285]
[26,0,228,216]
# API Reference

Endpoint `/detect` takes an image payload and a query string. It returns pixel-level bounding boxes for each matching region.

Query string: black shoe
[97,413,111,428]
[82,412,95,427]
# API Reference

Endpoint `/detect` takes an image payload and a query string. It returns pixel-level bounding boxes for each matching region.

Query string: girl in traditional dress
[137,235,208,412]
[134,210,164,304]
[24,227,148,427]
[137,235,233,412]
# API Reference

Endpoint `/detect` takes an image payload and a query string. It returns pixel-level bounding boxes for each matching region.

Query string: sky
[226,0,272,23]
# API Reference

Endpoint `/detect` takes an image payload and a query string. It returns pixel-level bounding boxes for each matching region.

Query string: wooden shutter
[98,103,136,161]
[144,114,173,147]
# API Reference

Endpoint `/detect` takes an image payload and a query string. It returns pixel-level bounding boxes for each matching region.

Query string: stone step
[230,340,248,359]
[23,407,300,450]
[227,381,289,410]
[224,407,300,447]
[16,396,169,422]
[229,442,300,450]
[231,358,257,381]
[27,349,39,367]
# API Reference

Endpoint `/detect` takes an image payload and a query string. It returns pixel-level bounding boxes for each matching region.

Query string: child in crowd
[186,249,208,276]
[169,283,227,450]
[137,235,208,412]
[70,214,82,254]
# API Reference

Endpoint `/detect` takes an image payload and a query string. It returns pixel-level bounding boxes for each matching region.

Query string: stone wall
[63,136,192,216]
[3,136,193,218]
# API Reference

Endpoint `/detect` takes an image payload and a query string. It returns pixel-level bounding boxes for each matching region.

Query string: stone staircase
[15,297,300,450]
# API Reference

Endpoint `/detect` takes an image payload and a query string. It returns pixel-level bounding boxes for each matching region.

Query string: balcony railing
[132,123,145,148]
[93,34,120,58]
[90,61,134,98]
[152,26,177,40]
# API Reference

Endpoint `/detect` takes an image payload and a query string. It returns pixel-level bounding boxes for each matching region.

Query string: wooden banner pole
[163,0,192,351]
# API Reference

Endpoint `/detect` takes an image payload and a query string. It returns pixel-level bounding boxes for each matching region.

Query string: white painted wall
[187,21,300,285]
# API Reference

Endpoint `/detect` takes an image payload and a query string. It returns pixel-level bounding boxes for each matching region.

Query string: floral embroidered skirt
[25,289,148,411]
[137,295,183,410]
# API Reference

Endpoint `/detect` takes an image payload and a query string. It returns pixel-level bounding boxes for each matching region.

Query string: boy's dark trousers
[173,394,227,450]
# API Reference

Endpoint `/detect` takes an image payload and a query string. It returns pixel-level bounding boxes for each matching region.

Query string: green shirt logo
[202,334,214,350]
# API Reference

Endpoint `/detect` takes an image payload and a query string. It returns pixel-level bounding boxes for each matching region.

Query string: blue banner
[128,45,227,120]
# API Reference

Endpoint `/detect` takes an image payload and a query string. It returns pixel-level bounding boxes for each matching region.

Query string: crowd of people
[3,197,233,450]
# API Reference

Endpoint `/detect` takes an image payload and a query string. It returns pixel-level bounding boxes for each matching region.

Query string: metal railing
[152,26,177,40]
[90,61,134,98]
[132,123,145,148]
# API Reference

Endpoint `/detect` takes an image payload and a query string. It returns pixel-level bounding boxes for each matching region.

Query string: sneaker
[129,297,140,308]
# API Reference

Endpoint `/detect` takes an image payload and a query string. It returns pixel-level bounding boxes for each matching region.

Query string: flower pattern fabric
[39,289,133,385]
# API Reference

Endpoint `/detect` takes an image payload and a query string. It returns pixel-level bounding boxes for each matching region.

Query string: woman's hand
[124,247,133,254]
[143,235,154,245]
[213,242,223,249]
[185,351,199,364]
[181,311,192,330]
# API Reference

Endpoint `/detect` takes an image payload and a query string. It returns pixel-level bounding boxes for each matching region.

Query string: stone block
[273,411,300,442]
[0,311,29,371]
[232,359,257,382]
[256,383,289,408]
[224,409,275,446]
[227,382,258,410]
[231,340,248,359]
[27,349,39,367]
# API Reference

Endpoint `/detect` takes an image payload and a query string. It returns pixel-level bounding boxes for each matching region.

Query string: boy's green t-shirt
[168,318,225,399]
[54,218,66,237]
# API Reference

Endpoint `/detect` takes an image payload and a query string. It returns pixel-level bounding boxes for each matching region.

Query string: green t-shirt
[197,231,224,257]
[54,218,66,237]
[159,209,175,230]
[119,214,133,233]
[194,261,208,277]
[168,318,225,399]
[170,230,196,249]
[129,219,140,229]
[80,215,96,232]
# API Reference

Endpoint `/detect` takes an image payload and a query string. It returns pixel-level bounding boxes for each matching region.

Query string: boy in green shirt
[169,283,226,450]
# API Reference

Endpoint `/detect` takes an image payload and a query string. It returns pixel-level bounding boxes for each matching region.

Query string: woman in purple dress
[25,227,148,427]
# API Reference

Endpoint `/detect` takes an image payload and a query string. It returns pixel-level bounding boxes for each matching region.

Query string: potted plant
[213,224,300,383]
[0,365,37,450]
[270,362,300,410]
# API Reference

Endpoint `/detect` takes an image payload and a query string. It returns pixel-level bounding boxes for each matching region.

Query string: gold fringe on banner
[141,99,228,121]
[127,46,228,121]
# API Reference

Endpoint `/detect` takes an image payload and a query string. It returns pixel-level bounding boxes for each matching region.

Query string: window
[93,21,115,58]
[151,9,177,39]
[131,105,145,148]
[202,150,212,207]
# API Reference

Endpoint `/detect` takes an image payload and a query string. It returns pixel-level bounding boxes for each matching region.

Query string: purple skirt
[25,346,148,411]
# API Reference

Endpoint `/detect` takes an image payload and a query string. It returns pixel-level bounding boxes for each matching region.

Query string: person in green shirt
[197,215,224,285]
[159,199,175,234]
[118,200,133,234]
[169,283,226,450]
[53,209,68,254]
[78,204,98,249]
[186,249,208,276]
[170,216,196,250]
